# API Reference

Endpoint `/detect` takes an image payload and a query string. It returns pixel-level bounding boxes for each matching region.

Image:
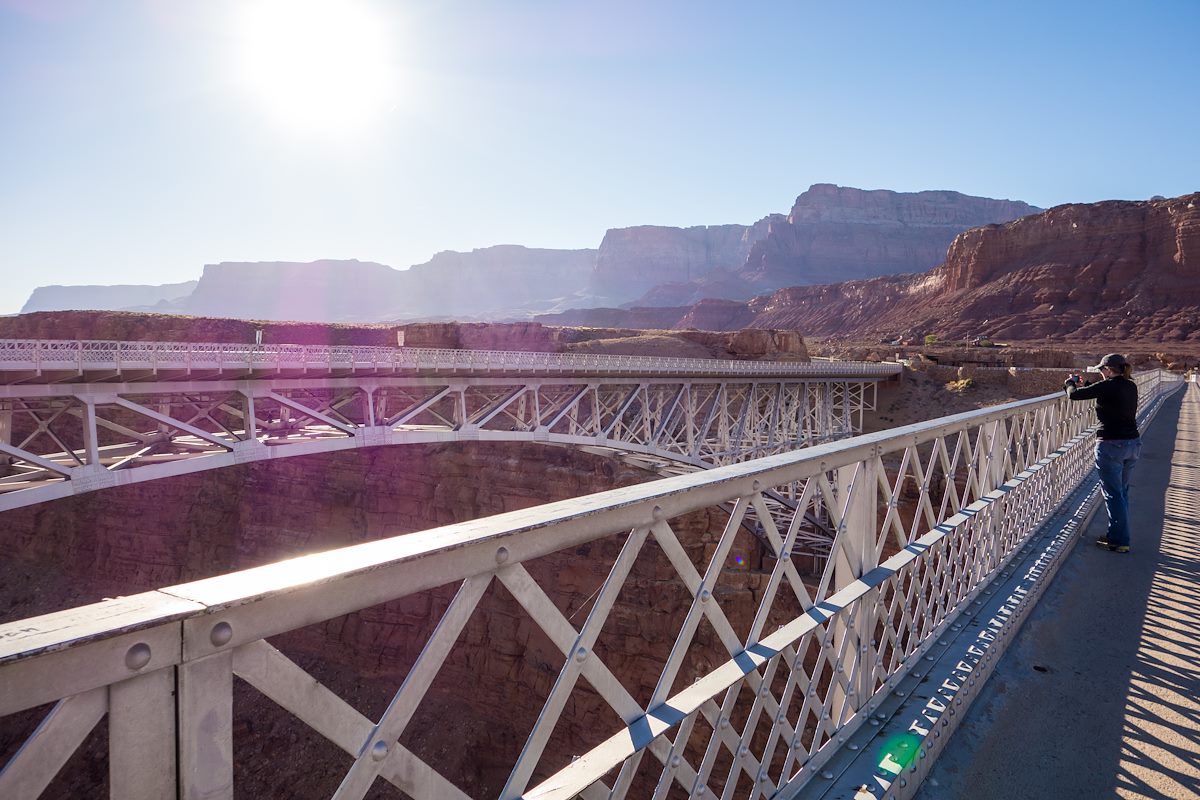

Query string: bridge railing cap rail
[0,338,903,377]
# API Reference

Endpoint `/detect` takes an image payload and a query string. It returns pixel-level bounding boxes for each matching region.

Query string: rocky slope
[544,192,1200,348]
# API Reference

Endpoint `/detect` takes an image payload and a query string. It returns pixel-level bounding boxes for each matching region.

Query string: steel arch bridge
[0,340,901,513]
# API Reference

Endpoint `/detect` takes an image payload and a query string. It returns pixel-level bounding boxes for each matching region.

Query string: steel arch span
[0,341,898,512]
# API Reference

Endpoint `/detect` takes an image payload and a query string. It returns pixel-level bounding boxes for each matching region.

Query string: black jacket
[1064,376,1139,440]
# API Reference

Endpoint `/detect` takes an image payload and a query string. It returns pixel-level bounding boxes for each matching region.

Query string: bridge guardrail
[0,369,1183,799]
[0,339,903,378]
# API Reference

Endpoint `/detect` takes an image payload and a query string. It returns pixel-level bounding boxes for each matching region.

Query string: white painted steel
[0,339,901,380]
[0,342,886,512]
[0,369,1182,799]
[110,668,177,800]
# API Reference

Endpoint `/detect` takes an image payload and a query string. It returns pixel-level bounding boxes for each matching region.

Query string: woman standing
[1064,353,1141,553]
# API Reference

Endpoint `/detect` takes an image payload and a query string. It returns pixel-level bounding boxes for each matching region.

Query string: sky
[1,0,1198,315]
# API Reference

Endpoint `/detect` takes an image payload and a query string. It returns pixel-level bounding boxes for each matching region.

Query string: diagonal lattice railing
[0,369,1182,799]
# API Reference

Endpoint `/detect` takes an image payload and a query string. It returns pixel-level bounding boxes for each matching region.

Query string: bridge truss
[0,340,897,513]
[0,370,1182,800]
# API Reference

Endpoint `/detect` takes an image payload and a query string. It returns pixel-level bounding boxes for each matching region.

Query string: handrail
[0,368,1183,799]
[0,338,903,378]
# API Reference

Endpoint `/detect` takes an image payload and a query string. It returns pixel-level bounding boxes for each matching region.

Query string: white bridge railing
[0,339,903,379]
[0,370,1182,800]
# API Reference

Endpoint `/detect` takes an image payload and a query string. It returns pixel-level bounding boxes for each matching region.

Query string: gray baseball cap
[1094,353,1129,369]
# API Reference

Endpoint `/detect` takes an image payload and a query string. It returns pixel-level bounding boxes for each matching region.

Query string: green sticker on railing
[876,732,922,775]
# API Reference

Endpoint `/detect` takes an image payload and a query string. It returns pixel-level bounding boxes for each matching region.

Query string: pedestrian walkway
[917,383,1200,799]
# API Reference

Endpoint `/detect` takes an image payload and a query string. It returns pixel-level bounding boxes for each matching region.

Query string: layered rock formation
[544,192,1200,348]
[180,248,598,322]
[17,184,1039,322]
[733,184,1039,292]
[19,280,197,314]
[589,217,780,302]
[602,185,1040,306]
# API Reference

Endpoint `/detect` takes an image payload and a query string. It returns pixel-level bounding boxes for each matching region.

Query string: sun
[234,0,395,137]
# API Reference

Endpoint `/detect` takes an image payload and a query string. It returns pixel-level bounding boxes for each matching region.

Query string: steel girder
[0,375,879,512]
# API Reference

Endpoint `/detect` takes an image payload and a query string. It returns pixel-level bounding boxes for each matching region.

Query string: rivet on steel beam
[700,589,711,603]
[495,546,510,564]
[697,786,707,795]
[652,505,666,521]
[210,621,233,647]
[793,735,802,747]
[849,743,860,751]
[371,741,388,761]
[575,647,588,663]
[899,778,908,788]
[739,745,749,757]
[822,771,834,780]
[720,717,730,729]
[752,480,762,492]
[759,771,770,782]
[760,685,770,696]
[869,719,880,727]
[125,642,152,671]
[670,755,681,768]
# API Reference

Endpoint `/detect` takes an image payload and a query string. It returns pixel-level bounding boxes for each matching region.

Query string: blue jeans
[1096,438,1141,547]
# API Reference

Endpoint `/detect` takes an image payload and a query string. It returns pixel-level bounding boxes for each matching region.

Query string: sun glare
[235,0,395,137]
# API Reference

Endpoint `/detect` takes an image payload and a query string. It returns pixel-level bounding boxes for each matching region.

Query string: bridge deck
[919,383,1200,799]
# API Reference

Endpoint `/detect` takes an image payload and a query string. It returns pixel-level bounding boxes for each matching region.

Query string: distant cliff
[17,184,1040,323]
[589,217,780,302]
[588,185,1038,307]
[542,192,1200,346]
[20,281,197,314]
[179,247,597,322]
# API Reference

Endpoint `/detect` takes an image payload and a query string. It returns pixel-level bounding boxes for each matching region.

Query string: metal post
[179,651,233,800]
[80,397,101,467]
[109,668,177,800]
[833,455,878,719]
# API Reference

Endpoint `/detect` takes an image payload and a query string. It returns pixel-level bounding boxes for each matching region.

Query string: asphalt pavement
[916,383,1200,800]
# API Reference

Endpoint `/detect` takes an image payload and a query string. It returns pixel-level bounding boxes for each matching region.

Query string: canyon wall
[589,217,780,302]
[732,184,1040,294]
[0,441,779,798]
[543,192,1200,350]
